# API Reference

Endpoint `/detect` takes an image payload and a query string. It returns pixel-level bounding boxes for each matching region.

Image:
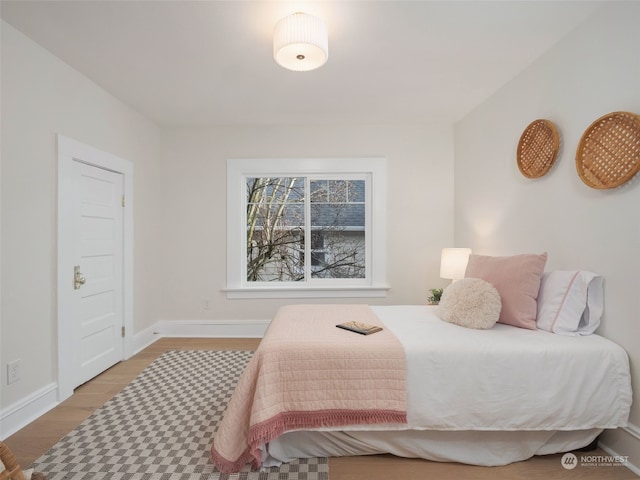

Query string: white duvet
[369,305,632,432]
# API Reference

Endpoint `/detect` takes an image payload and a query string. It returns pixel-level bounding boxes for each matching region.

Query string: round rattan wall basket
[576,111,640,189]
[517,119,560,178]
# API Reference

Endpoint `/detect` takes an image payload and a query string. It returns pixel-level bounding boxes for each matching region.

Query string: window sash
[245,174,368,284]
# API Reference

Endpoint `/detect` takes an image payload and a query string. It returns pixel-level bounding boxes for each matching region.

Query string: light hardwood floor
[4,338,637,480]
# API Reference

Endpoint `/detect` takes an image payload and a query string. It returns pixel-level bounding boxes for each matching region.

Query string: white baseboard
[128,322,159,358]
[599,424,640,476]
[129,318,269,357]
[0,382,58,440]
[154,318,270,338]
[624,423,640,442]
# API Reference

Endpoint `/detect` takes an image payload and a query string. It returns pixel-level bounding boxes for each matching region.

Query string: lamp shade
[273,12,328,72]
[440,248,472,280]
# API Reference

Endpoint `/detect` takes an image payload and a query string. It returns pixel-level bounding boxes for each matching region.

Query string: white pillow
[437,278,502,330]
[536,270,603,335]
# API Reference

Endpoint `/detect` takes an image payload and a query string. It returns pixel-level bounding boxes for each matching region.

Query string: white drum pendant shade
[273,13,328,72]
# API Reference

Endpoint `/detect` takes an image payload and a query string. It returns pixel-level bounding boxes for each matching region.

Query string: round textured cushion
[437,278,502,329]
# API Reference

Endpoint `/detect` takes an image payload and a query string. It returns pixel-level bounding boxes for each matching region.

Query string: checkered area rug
[30,350,329,480]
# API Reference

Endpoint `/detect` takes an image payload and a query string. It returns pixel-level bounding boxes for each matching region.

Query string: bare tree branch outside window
[246,177,365,282]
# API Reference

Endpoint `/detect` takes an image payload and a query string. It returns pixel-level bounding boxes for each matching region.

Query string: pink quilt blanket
[210,304,407,473]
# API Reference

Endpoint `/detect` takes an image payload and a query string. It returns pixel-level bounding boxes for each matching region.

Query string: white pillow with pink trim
[536,270,603,335]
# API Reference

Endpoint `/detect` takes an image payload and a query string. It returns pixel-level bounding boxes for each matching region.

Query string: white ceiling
[1,1,606,128]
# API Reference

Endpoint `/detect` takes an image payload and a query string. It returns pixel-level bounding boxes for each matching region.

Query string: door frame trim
[57,135,134,402]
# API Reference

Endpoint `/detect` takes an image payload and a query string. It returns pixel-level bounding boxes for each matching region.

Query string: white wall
[0,22,162,416]
[454,2,640,466]
[159,124,454,323]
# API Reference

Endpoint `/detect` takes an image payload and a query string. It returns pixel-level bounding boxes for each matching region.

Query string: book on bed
[336,321,383,335]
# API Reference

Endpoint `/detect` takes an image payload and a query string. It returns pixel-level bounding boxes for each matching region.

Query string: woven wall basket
[517,119,560,178]
[576,111,640,189]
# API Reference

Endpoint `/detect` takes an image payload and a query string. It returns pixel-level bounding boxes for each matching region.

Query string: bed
[210,302,632,473]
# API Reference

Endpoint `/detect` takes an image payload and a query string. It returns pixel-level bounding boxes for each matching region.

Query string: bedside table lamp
[440,248,472,282]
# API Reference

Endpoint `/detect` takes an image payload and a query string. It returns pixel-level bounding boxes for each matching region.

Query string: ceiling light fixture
[273,12,328,72]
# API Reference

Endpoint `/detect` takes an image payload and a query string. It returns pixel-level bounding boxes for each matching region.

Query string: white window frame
[225,157,388,299]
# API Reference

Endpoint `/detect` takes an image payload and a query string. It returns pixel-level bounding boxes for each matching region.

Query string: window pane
[246,177,305,282]
[310,203,365,228]
[247,229,303,282]
[310,180,328,203]
[247,177,304,203]
[309,179,365,279]
[311,229,365,279]
[348,180,365,202]
[328,180,347,202]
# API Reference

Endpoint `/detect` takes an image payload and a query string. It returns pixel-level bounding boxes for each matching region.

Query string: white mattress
[264,305,632,466]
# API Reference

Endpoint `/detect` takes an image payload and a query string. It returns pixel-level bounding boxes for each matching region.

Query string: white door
[71,161,124,387]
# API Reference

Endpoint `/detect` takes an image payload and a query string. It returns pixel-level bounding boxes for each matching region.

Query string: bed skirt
[264,428,603,467]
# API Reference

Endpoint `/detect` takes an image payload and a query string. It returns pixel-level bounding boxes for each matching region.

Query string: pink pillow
[465,253,547,330]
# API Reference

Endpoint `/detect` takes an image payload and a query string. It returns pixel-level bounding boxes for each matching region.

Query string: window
[247,177,365,282]
[226,158,388,298]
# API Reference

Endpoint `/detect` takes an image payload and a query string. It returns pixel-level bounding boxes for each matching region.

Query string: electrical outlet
[202,298,211,310]
[7,359,20,384]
